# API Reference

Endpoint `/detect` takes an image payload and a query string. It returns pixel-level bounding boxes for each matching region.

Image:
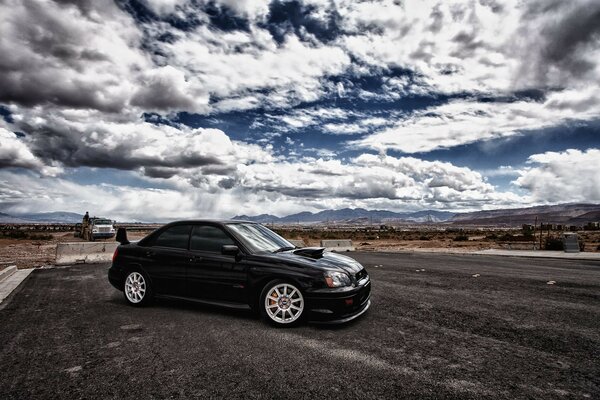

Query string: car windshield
[93,219,113,225]
[225,223,295,254]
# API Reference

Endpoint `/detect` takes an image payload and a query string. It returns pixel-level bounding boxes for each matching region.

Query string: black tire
[123,269,153,306]
[259,279,305,327]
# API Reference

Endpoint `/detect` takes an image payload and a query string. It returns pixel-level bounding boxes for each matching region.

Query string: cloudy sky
[1,0,599,221]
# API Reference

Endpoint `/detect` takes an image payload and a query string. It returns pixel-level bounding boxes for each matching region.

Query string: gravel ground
[0,253,599,399]
[0,232,147,269]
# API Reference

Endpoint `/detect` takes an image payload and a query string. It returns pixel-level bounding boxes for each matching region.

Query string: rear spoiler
[116,227,130,245]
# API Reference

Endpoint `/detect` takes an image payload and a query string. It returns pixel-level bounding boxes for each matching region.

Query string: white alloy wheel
[264,283,304,324]
[125,272,146,304]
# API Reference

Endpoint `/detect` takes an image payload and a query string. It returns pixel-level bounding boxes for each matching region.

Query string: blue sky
[0,0,599,221]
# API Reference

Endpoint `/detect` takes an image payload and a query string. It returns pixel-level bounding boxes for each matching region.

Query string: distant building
[522,224,534,232]
[584,222,600,231]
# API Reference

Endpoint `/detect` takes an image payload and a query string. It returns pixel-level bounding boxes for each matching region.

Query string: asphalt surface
[1,253,599,399]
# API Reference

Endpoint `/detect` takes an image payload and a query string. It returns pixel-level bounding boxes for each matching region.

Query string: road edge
[0,268,35,311]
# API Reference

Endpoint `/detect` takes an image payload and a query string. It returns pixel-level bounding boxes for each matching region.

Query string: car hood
[257,247,364,275]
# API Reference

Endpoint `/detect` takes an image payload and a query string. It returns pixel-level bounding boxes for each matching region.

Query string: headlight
[324,271,352,288]
[92,229,98,233]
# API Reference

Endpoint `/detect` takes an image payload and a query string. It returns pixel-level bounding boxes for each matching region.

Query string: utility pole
[533,216,537,250]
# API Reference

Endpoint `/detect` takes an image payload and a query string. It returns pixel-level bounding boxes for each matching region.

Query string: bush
[29,233,53,241]
[0,231,52,240]
[544,238,564,251]
[453,234,469,241]
[419,235,430,241]
[521,234,536,242]
[1,230,28,239]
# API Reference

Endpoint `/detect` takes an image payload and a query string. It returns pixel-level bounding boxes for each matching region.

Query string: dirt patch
[281,228,600,254]
[0,230,152,269]
[0,232,101,269]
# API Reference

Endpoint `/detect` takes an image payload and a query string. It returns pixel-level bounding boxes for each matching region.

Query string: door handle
[145,251,155,257]
[190,256,203,262]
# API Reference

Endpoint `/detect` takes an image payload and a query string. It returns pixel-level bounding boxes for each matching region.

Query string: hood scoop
[293,247,326,259]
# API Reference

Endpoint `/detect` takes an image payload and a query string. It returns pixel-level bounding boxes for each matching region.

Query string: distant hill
[450,203,600,226]
[234,204,600,226]
[566,210,600,225]
[0,212,31,223]
[233,208,455,224]
[0,211,83,223]
[232,214,280,224]
[17,212,84,223]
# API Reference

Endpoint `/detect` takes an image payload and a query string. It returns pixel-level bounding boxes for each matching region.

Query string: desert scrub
[1,231,52,240]
[544,238,564,251]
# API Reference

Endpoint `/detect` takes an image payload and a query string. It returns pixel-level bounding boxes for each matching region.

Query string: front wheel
[260,280,305,327]
[123,270,152,306]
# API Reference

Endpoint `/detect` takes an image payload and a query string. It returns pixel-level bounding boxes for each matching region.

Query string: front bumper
[93,232,115,239]
[305,280,371,324]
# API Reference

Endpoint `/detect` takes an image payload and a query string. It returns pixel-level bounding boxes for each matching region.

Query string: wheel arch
[121,263,153,289]
[250,273,309,310]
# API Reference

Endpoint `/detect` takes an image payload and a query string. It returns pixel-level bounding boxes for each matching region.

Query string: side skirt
[154,294,252,310]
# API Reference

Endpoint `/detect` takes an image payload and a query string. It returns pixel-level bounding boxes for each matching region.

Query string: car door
[186,224,247,303]
[141,224,191,296]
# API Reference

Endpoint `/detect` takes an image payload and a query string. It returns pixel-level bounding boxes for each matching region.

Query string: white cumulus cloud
[514,149,600,203]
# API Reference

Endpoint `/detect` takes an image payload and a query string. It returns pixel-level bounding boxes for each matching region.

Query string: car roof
[167,219,258,225]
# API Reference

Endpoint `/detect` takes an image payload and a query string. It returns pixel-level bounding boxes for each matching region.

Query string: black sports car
[108,220,371,326]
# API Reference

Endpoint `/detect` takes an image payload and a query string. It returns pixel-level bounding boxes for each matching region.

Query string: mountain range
[0,212,83,224]
[449,203,600,226]
[235,204,600,226]
[234,208,456,224]
[1,203,599,226]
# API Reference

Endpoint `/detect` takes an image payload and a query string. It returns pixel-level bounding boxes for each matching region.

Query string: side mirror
[221,245,240,256]
[116,227,130,245]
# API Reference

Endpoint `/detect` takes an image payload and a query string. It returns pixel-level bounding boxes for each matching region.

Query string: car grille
[99,227,110,233]
[355,269,368,282]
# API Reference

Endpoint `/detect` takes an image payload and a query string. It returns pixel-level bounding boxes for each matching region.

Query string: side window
[190,225,234,253]
[153,225,192,249]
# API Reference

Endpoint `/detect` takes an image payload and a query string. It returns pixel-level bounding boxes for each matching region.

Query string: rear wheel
[260,280,305,327]
[124,270,152,306]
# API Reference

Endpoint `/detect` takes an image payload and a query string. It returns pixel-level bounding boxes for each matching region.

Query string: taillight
[112,248,118,263]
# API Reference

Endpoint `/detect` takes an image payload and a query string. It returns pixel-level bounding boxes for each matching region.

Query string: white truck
[75,217,115,241]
